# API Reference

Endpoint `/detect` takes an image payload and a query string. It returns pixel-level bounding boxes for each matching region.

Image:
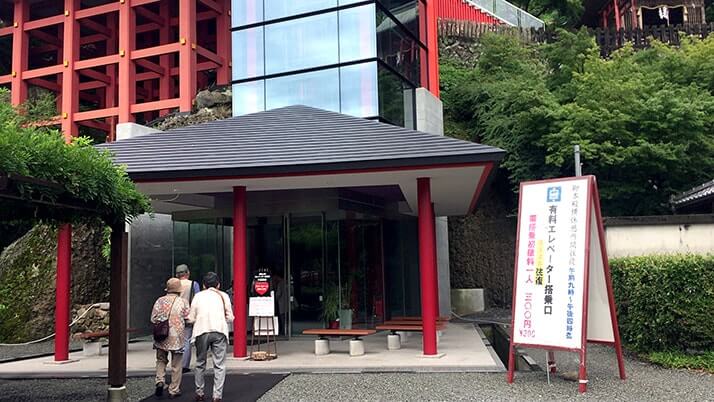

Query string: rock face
[151,86,232,131]
[71,303,110,338]
[0,222,109,342]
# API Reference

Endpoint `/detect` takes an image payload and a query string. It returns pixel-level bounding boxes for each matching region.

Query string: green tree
[441,31,714,216]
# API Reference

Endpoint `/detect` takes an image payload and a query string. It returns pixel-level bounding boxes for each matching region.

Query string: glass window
[265,0,336,21]
[339,4,377,63]
[232,27,264,80]
[233,80,266,116]
[376,12,420,85]
[378,64,414,127]
[265,12,339,75]
[378,0,419,40]
[266,68,340,112]
[340,62,378,117]
[232,0,263,27]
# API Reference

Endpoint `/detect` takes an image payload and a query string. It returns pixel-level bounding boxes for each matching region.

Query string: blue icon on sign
[547,186,562,202]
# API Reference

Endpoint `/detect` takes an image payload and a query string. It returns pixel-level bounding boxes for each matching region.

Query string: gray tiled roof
[671,179,714,207]
[98,105,505,180]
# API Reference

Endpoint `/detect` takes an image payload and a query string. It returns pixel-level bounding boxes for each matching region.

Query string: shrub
[610,254,714,353]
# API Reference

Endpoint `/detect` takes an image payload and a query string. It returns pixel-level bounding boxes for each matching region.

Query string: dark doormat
[140,373,287,402]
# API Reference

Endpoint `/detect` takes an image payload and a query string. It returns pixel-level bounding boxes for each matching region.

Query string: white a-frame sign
[506,176,626,393]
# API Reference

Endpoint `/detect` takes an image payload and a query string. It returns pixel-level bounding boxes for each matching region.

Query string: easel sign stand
[506,175,626,393]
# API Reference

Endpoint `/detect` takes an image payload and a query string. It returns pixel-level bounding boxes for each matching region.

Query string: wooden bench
[302,329,376,356]
[375,324,445,350]
[383,320,448,326]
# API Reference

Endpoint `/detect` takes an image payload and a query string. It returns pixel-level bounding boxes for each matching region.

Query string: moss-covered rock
[0,221,109,342]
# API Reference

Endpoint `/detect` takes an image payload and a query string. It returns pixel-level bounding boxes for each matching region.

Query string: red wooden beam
[0,75,11,85]
[159,0,173,115]
[134,5,166,26]
[28,29,62,48]
[0,27,12,37]
[195,45,223,66]
[77,119,111,131]
[215,0,231,85]
[179,0,197,112]
[27,77,61,92]
[77,17,112,37]
[80,80,109,91]
[131,0,161,6]
[118,0,136,123]
[199,0,223,13]
[23,65,64,80]
[135,58,166,75]
[11,0,29,105]
[78,68,112,84]
[75,2,120,19]
[130,97,181,113]
[61,0,80,138]
[426,0,439,97]
[75,54,121,70]
[417,177,438,355]
[74,107,119,121]
[24,15,65,31]
[131,42,181,59]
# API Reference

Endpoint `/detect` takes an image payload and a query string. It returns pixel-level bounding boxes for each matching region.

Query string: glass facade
[231,0,427,127]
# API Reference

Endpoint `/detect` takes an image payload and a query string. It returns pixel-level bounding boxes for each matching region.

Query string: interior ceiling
[140,165,487,217]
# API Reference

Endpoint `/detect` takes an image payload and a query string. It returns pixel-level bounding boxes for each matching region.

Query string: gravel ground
[260,344,714,401]
[0,340,84,362]
[0,377,155,402]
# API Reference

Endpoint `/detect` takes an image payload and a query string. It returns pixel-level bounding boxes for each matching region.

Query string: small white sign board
[249,295,275,317]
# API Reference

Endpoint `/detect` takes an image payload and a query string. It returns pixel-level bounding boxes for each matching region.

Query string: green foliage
[610,254,714,353]
[647,350,714,373]
[0,88,150,224]
[441,31,714,215]
[508,0,584,27]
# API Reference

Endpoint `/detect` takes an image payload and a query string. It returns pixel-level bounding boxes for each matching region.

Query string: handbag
[153,296,178,342]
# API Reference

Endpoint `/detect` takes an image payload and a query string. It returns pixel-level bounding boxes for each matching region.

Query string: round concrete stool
[315,338,330,355]
[387,334,401,350]
[349,339,365,356]
[396,331,408,344]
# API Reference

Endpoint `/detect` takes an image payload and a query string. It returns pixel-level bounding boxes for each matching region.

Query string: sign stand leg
[547,350,556,373]
[506,344,516,383]
[578,347,588,393]
[546,352,551,385]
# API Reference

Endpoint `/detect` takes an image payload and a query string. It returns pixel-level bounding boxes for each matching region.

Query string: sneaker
[212,398,222,402]
[194,394,206,401]
[168,392,182,399]
[154,382,164,397]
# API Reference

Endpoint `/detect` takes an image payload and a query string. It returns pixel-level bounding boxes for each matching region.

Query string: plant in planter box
[321,284,340,328]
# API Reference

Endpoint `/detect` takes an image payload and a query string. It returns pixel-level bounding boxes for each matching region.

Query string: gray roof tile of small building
[98,105,505,180]
[671,179,714,207]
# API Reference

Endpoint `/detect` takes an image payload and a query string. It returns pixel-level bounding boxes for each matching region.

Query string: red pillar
[426,0,440,98]
[54,224,72,362]
[417,178,438,355]
[232,186,248,358]
[159,0,172,116]
[431,204,440,316]
[118,0,136,123]
[215,0,231,86]
[179,0,197,112]
[10,0,29,106]
[631,0,638,29]
[61,0,79,139]
[613,0,622,30]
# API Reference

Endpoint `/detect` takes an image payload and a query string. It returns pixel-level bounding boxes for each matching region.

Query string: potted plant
[321,284,340,329]
[339,278,353,329]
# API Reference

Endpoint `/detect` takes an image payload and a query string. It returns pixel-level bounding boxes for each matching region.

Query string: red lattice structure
[435,0,502,25]
[0,0,231,142]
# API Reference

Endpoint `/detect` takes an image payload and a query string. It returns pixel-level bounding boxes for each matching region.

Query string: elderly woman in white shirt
[187,272,234,402]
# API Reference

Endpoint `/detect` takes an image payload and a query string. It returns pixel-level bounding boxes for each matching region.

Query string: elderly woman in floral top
[151,277,190,398]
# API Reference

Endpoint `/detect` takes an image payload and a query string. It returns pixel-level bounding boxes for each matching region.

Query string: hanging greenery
[0,88,150,224]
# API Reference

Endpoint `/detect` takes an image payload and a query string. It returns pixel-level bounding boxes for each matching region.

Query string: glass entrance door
[288,214,325,335]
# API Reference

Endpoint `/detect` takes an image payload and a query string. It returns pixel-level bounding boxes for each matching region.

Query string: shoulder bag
[153,295,178,342]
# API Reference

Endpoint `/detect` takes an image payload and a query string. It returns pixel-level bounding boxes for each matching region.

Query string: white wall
[605,218,714,258]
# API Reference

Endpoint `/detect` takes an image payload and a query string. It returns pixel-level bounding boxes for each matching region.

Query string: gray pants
[194,332,227,399]
[182,325,193,369]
